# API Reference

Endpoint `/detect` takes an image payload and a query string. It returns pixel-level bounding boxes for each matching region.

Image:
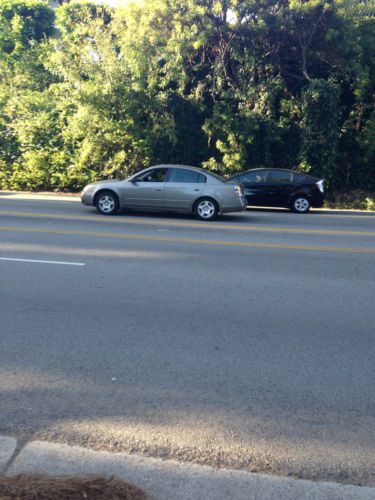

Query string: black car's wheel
[291,195,310,213]
[95,191,119,215]
[194,198,219,221]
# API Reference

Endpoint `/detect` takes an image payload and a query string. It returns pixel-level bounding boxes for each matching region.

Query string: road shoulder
[2,190,375,215]
[1,437,374,500]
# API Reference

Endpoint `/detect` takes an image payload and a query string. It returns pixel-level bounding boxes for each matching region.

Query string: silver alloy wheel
[197,200,216,219]
[293,197,310,213]
[98,195,115,214]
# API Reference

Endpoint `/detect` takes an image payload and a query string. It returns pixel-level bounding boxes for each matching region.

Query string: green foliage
[0,0,374,193]
[0,0,54,58]
[326,190,375,210]
[300,79,340,185]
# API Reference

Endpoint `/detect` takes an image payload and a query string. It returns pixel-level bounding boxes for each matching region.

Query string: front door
[123,167,168,209]
[267,170,294,206]
[239,170,272,206]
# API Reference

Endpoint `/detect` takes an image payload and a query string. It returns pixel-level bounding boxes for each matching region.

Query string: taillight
[234,185,242,197]
[316,180,324,193]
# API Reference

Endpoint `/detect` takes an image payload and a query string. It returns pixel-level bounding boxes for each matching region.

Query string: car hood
[92,179,122,185]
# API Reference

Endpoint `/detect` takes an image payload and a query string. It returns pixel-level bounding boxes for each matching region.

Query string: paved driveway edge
[0,436,17,471]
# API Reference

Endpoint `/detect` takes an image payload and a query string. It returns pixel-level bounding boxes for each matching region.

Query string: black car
[228,168,325,213]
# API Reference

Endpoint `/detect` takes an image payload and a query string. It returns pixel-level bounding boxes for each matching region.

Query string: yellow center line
[0,210,375,237]
[0,225,374,254]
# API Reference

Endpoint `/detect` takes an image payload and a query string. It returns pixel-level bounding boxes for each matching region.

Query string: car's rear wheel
[95,191,119,215]
[291,196,310,213]
[194,198,219,221]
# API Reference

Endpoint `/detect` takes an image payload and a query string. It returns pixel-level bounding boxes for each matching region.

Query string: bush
[325,190,375,211]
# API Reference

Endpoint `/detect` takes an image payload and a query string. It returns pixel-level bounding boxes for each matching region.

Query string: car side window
[268,170,293,183]
[168,168,206,183]
[135,168,168,183]
[239,171,267,184]
[292,172,305,183]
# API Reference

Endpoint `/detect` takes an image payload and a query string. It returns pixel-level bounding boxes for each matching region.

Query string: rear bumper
[221,196,247,214]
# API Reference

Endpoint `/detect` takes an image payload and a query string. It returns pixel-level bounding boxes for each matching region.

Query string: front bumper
[81,191,95,206]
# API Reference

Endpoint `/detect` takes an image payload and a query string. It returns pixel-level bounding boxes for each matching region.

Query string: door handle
[156,188,162,191]
[194,189,200,192]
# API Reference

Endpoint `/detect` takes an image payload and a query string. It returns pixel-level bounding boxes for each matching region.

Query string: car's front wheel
[95,191,119,215]
[194,198,219,221]
[291,196,310,213]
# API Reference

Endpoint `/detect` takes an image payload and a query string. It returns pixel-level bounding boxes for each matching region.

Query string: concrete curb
[1,190,375,214]
[1,438,374,499]
[0,191,80,202]
[0,436,17,471]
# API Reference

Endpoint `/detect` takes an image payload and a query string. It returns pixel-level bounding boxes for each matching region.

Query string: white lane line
[0,257,85,266]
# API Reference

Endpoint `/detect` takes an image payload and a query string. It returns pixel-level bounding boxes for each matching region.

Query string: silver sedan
[81,164,247,220]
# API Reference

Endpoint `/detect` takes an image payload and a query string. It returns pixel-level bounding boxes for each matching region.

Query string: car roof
[239,168,294,174]
[230,168,319,179]
[150,164,207,173]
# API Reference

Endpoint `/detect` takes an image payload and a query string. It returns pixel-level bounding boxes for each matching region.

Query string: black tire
[194,197,219,221]
[291,195,310,213]
[95,190,120,215]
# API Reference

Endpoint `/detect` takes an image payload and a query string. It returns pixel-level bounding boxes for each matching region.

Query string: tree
[0,0,373,192]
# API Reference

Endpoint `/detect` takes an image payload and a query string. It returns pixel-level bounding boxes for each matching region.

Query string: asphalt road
[1,193,375,486]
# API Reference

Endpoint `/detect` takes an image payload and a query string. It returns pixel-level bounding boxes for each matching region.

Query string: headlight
[82,184,94,195]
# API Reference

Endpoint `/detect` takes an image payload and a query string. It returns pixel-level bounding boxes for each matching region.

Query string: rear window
[207,171,227,183]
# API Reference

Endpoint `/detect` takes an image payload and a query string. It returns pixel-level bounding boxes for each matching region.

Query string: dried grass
[0,474,146,500]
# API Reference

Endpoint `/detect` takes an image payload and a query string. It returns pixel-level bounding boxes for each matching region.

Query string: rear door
[164,168,206,210]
